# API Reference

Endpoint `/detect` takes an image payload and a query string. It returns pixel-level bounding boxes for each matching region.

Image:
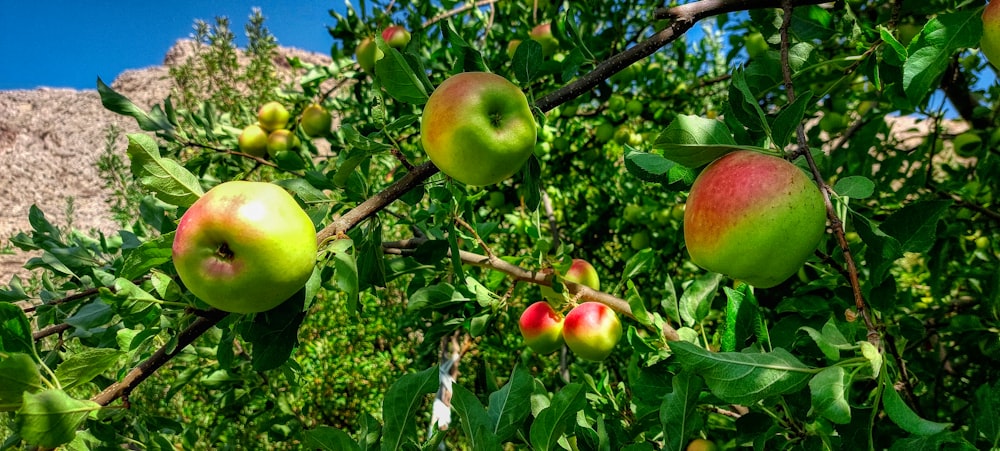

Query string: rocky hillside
[0,40,332,280]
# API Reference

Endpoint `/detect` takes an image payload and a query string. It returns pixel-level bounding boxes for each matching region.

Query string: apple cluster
[238,102,332,160]
[355,25,411,73]
[518,259,623,361]
[683,151,827,288]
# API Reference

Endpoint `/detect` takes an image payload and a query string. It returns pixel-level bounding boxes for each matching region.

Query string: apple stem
[216,242,235,261]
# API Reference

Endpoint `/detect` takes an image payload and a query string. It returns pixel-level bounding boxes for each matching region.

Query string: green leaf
[624,149,694,185]
[771,90,813,149]
[660,371,704,451]
[302,425,361,451]
[809,366,851,424]
[119,232,174,280]
[125,134,203,207]
[451,383,502,451]
[517,155,543,211]
[0,353,41,411]
[652,115,742,168]
[486,364,533,441]
[721,285,758,352]
[972,381,1000,447]
[328,238,360,311]
[407,283,466,311]
[668,341,814,405]
[374,37,430,105]
[728,68,771,136]
[834,176,876,199]
[798,317,853,361]
[620,248,654,287]
[880,200,952,253]
[65,300,114,336]
[242,290,307,372]
[0,303,34,355]
[679,272,722,327]
[14,389,101,449]
[902,11,982,105]
[860,341,882,380]
[852,212,902,284]
[381,366,439,451]
[512,39,544,83]
[54,348,123,391]
[879,26,908,66]
[882,382,951,436]
[529,383,588,451]
[97,78,175,135]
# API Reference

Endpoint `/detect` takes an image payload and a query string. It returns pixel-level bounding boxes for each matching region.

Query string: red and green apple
[562,302,622,361]
[518,301,564,354]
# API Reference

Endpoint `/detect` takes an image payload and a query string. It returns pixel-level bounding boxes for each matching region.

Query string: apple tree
[2,0,1000,449]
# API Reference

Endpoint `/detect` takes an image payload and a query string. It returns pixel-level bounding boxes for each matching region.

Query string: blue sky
[0,1,345,90]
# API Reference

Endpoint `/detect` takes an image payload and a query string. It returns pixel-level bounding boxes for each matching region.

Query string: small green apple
[257,101,290,132]
[684,151,826,288]
[420,72,537,186]
[983,2,1000,68]
[172,181,317,313]
[300,104,333,137]
[238,124,269,158]
[595,121,616,143]
[953,131,983,158]
[541,258,601,303]
[381,25,411,49]
[626,99,644,117]
[630,230,651,250]
[507,39,522,59]
[355,36,384,72]
[267,129,300,158]
[563,302,622,361]
[518,301,565,354]
[529,23,559,56]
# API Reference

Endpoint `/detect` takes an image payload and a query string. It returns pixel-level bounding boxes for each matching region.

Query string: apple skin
[172,181,318,313]
[355,37,383,72]
[238,124,269,157]
[266,129,300,158]
[382,25,411,49]
[257,101,290,132]
[541,259,601,303]
[684,151,826,288]
[562,302,622,361]
[686,438,719,451]
[984,2,1000,68]
[300,104,332,137]
[420,72,537,186]
[529,23,560,56]
[506,39,522,58]
[518,301,565,354]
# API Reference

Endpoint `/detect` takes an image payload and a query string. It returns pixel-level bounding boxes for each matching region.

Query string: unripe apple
[984,2,1000,68]
[506,39,522,59]
[562,302,622,361]
[953,131,983,158]
[355,36,383,72]
[594,121,615,143]
[381,25,411,49]
[300,104,333,137]
[626,99,644,117]
[420,72,537,186]
[267,129,300,158]
[172,181,317,313]
[540,258,601,303]
[238,124,269,158]
[518,301,564,354]
[630,230,651,250]
[529,23,560,56]
[257,101,290,132]
[684,151,826,288]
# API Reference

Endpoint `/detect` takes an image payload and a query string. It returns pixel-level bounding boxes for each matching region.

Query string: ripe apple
[355,36,383,72]
[172,181,318,313]
[381,25,411,49]
[420,71,537,186]
[686,438,719,451]
[529,23,559,56]
[257,101,290,132]
[518,301,564,354]
[984,2,1000,68]
[562,302,622,361]
[300,104,332,137]
[541,258,601,303]
[267,129,300,158]
[684,151,826,288]
[238,124,269,158]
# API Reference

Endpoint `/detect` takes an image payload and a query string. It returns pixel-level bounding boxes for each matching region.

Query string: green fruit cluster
[238,102,332,160]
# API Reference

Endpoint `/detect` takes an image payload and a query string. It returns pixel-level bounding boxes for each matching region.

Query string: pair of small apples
[355,25,411,72]
[518,260,623,361]
[238,102,332,158]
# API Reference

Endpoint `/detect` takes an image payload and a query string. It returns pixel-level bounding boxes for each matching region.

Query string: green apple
[529,23,559,56]
[630,230,651,250]
[518,301,564,354]
[608,94,627,113]
[626,99,644,117]
[541,258,601,303]
[381,25,411,49]
[300,104,333,137]
[420,71,537,186]
[238,124,269,158]
[686,438,719,451]
[172,181,317,313]
[984,2,1000,68]
[355,36,383,72]
[562,302,622,361]
[267,129,300,158]
[595,121,616,143]
[953,131,983,158]
[684,151,826,288]
[257,101,290,132]
[507,39,522,58]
